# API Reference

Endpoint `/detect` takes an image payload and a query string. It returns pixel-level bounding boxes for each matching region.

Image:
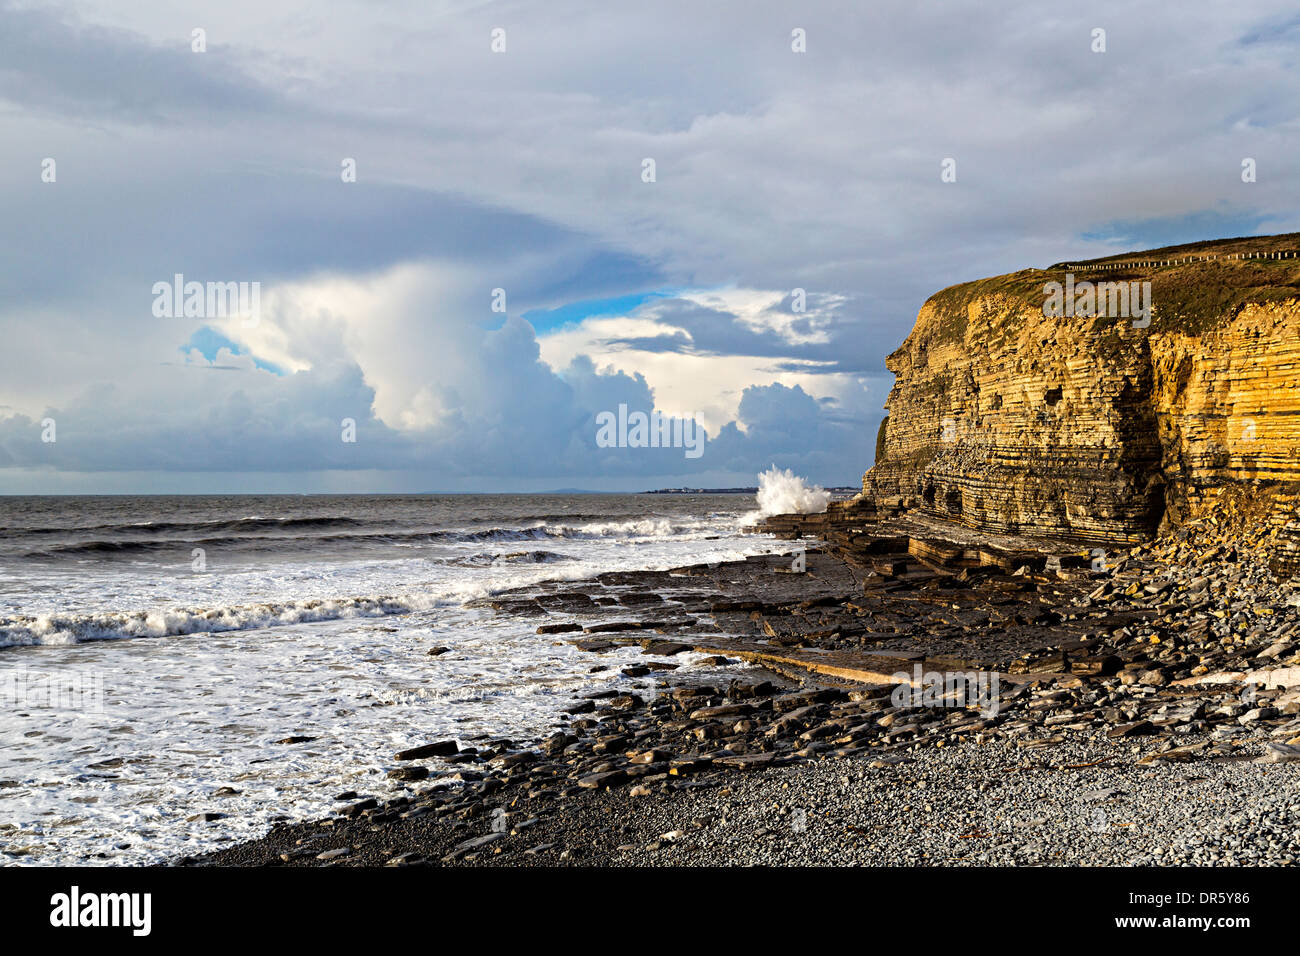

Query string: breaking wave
[20,517,719,560]
[754,466,831,516]
[444,550,576,567]
[5,515,372,537]
[0,590,461,648]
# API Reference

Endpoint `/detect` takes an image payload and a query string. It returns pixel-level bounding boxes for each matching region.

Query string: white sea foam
[753,466,831,516]
[0,592,453,647]
[0,516,743,649]
[0,507,781,865]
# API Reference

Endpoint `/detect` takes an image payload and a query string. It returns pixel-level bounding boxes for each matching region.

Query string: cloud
[0,2,278,124]
[4,0,1300,490]
[0,351,397,472]
[535,289,876,440]
[0,323,867,486]
[710,382,866,479]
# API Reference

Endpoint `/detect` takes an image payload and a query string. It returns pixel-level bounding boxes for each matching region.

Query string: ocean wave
[5,515,375,538]
[444,550,576,567]
[22,532,419,558]
[753,466,830,516]
[0,590,460,648]
[449,518,710,541]
[544,517,704,538]
[18,517,721,559]
[0,531,768,648]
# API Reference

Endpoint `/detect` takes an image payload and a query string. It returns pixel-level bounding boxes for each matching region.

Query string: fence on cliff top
[1062,250,1299,271]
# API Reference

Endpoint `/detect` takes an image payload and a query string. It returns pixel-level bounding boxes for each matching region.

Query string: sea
[0,493,781,865]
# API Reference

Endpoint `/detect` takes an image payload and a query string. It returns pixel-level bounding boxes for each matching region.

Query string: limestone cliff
[864,234,1300,557]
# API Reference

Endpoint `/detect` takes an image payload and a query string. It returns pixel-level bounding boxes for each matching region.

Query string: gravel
[199,726,1300,867]
[581,731,1300,867]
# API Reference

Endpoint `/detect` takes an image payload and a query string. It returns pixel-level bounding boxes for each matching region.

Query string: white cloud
[535,292,858,437]
[3,0,1300,489]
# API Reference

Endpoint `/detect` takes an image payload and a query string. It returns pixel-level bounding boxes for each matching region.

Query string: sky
[1,0,1298,493]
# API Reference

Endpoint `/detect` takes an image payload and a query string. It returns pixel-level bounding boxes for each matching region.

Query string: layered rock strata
[863,234,1300,558]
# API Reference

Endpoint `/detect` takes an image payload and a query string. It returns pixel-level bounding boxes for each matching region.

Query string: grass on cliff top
[1045,231,1300,270]
[920,233,1300,346]
[922,270,1047,344]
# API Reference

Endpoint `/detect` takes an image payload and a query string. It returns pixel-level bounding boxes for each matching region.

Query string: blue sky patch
[524,288,681,335]
[181,327,284,374]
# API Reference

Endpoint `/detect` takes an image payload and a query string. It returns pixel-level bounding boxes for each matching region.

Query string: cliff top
[918,232,1300,347]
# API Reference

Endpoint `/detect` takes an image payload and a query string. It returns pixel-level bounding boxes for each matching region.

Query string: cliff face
[865,235,1300,553]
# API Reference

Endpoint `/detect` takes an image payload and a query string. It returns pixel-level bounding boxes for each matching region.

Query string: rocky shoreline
[186,235,1300,870]
[192,517,1300,868]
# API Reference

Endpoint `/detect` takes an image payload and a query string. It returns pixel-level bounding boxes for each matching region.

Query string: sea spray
[754,466,831,516]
